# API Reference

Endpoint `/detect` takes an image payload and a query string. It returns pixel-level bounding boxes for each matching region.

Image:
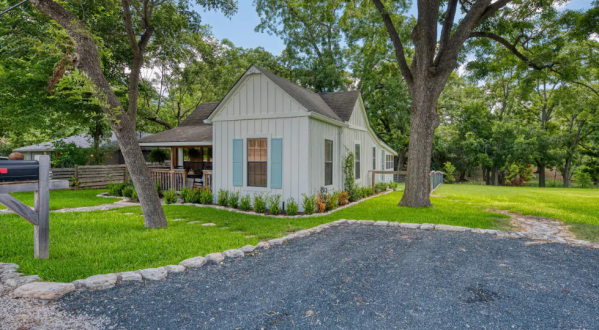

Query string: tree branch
[371,0,413,87]
[436,0,458,64]
[145,117,173,129]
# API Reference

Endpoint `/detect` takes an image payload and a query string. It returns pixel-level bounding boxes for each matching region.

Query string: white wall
[211,73,311,210]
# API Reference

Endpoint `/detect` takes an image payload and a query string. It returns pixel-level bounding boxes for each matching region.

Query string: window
[325,140,333,186]
[248,138,267,187]
[372,147,376,171]
[355,144,361,179]
[386,154,394,170]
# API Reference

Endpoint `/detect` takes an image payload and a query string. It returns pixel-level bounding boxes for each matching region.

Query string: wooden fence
[149,168,187,191]
[49,164,167,189]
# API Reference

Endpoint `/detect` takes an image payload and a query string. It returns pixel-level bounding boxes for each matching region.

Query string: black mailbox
[0,161,39,182]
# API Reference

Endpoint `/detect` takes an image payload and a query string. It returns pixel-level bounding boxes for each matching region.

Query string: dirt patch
[487,209,577,241]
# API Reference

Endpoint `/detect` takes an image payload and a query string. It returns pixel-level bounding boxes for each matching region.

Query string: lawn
[1,185,598,282]
[436,184,599,241]
[0,189,111,210]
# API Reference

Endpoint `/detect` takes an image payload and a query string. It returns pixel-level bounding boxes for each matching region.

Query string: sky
[198,0,593,57]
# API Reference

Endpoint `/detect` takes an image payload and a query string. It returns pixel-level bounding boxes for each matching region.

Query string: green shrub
[574,167,593,188]
[443,161,456,183]
[180,187,191,202]
[374,182,389,194]
[228,191,240,208]
[131,189,139,202]
[325,192,339,211]
[217,189,229,206]
[163,189,178,204]
[546,180,564,188]
[200,189,213,204]
[184,188,201,204]
[122,186,134,198]
[148,148,170,164]
[108,183,127,196]
[155,183,163,198]
[361,186,373,197]
[253,193,267,213]
[239,195,252,211]
[286,197,298,216]
[302,193,316,215]
[504,163,534,186]
[268,194,282,215]
[389,181,399,191]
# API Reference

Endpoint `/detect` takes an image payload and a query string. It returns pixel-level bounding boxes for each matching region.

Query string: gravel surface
[0,284,108,330]
[59,225,599,329]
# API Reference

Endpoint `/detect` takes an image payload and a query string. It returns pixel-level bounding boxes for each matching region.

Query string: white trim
[138,142,213,147]
[308,112,348,127]
[351,96,398,156]
[209,112,307,123]
[354,141,362,182]
[243,134,272,190]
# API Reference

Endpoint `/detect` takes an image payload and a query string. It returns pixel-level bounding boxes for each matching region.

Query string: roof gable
[180,102,219,126]
[318,90,361,122]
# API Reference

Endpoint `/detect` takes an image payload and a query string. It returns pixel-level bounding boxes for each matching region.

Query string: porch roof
[138,102,218,147]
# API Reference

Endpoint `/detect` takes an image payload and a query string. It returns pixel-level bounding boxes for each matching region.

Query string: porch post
[170,147,176,170]
[177,148,184,169]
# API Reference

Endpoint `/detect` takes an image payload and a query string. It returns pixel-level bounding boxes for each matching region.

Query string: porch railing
[149,168,187,191]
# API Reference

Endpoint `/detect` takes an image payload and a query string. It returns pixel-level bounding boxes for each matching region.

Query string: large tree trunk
[30,0,167,228]
[491,165,499,186]
[563,159,572,188]
[399,95,440,207]
[397,149,406,171]
[538,163,546,187]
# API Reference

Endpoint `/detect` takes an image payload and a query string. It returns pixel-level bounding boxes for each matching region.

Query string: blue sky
[198,0,593,56]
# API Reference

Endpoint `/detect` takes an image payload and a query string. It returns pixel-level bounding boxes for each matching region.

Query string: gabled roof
[137,103,218,145]
[318,90,361,122]
[253,66,344,122]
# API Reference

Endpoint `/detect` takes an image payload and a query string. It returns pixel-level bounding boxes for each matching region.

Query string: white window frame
[240,133,271,192]
[386,154,394,170]
[372,147,376,171]
[324,139,334,187]
[354,142,361,180]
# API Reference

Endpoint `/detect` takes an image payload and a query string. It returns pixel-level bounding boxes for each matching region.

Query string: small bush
[240,195,252,211]
[286,197,298,216]
[217,189,229,206]
[179,187,191,202]
[148,148,170,164]
[443,162,456,183]
[184,188,201,204]
[163,189,178,204]
[348,187,360,203]
[268,194,282,215]
[546,180,564,188]
[338,191,349,206]
[361,186,373,197]
[200,189,213,204]
[228,191,240,208]
[325,192,339,211]
[316,193,327,213]
[253,193,267,213]
[389,181,399,191]
[108,183,127,196]
[155,183,163,198]
[122,186,134,198]
[302,193,316,215]
[131,189,139,202]
[374,182,389,194]
[574,167,593,188]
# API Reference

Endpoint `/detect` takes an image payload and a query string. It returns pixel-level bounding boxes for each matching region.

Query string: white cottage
[139,65,397,210]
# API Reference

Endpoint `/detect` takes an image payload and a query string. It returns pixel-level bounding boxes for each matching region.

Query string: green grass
[0,189,112,210]
[1,185,598,282]
[437,184,599,241]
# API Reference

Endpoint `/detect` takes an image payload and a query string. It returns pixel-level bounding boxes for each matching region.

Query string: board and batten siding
[211,72,310,210]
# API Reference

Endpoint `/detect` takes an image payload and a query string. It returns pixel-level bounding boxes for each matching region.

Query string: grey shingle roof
[318,90,361,122]
[137,102,218,144]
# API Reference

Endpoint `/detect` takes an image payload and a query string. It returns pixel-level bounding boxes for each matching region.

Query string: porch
[147,146,213,191]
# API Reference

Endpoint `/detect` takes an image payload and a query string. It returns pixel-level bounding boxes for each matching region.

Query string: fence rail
[430,171,444,193]
[149,168,187,191]
[47,164,166,189]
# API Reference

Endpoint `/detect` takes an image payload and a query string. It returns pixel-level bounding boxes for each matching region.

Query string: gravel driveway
[59,225,599,329]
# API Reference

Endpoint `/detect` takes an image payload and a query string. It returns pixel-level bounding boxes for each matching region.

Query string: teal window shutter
[233,139,243,186]
[271,138,283,189]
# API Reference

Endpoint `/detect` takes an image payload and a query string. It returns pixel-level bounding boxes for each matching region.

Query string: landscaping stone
[205,253,225,264]
[388,222,400,227]
[435,224,470,232]
[138,267,167,281]
[116,272,142,283]
[223,249,245,259]
[268,238,286,245]
[294,230,311,238]
[1,271,22,282]
[202,223,216,226]
[470,228,487,234]
[187,221,201,224]
[359,220,375,225]
[240,245,256,254]
[255,242,270,250]
[13,282,75,300]
[420,223,436,230]
[0,263,18,273]
[374,221,389,226]
[73,273,117,291]
[346,220,358,224]
[398,223,421,229]
[164,265,186,273]
[179,257,207,268]
[5,275,41,288]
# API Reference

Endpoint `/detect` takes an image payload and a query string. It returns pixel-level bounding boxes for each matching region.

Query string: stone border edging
[2,218,597,301]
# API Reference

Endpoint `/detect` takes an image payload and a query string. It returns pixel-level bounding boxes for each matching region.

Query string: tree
[370,0,571,206]
[27,0,237,228]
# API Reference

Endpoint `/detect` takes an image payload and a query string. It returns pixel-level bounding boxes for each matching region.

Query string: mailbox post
[0,155,68,259]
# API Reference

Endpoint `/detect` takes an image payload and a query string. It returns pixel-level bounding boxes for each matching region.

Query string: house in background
[13,132,153,165]
[141,65,396,210]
